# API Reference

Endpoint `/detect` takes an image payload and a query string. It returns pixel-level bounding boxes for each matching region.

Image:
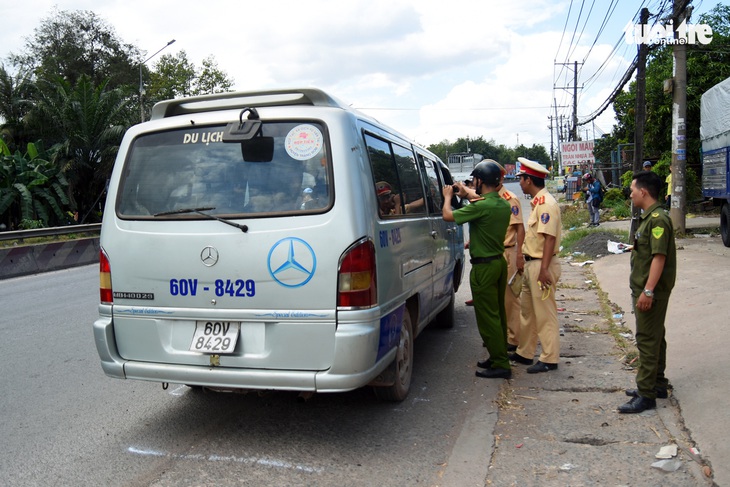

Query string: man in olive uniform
[510,157,562,373]
[443,161,512,379]
[618,171,676,414]
[490,160,525,352]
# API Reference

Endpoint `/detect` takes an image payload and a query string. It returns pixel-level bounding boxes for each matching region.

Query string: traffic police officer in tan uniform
[618,171,676,413]
[510,157,563,373]
[443,160,512,379]
[489,160,525,351]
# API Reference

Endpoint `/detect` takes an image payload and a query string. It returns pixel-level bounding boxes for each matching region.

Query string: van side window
[364,133,426,217]
[418,155,445,215]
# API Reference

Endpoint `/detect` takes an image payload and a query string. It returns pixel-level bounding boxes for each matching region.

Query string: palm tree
[31,75,130,222]
[0,65,36,151]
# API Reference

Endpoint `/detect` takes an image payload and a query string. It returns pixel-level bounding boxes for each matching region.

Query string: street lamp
[139,39,176,122]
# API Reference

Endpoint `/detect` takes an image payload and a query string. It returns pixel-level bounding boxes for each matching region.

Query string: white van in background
[93,88,464,401]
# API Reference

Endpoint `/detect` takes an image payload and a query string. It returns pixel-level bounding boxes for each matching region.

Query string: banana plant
[0,138,69,228]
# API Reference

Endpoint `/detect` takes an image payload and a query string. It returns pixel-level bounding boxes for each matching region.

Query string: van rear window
[116,122,331,218]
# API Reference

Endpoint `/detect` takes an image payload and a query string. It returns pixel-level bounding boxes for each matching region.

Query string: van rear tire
[374,311,413,402]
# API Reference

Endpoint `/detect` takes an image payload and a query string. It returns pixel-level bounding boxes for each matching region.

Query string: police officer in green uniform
[618,171,676,414]
[443,161,512,379]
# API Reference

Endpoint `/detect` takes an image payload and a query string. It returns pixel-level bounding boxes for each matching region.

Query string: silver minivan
[93,88,464,400]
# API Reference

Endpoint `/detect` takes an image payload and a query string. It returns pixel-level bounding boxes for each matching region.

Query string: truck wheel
[374,311,413,401]
[722,203,730,247]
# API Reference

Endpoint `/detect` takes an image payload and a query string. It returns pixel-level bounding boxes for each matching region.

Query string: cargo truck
[701,76,730,247]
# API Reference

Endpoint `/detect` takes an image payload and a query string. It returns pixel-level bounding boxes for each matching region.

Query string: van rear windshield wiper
[154,207,248,233]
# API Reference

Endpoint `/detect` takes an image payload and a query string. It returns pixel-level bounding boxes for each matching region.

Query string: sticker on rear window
[285,124,323,161]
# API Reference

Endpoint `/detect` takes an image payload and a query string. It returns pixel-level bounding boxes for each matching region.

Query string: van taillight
[100,249,113,304]
[338,240,377,307]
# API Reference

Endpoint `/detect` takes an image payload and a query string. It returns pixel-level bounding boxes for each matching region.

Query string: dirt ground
[569,230,627,259]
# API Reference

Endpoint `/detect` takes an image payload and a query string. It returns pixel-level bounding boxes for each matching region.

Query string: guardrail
[0,223,101,242]
[0,224,102,279]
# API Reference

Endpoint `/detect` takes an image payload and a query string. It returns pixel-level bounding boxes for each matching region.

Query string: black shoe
[507,344,518,352]
[475,368,512,379]
[625,387,668,399]
[617,395,656,414]
[526,360,558,373]
[476,358,492,369]
[509,353,534,365]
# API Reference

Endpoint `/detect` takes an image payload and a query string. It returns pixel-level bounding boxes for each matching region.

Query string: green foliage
[426,137,551,169]
[605,199,631,219]
[8,8,141,90]
[610,4,730,175]
[194,56,234,95]
[145,51,234,115]
[0,139,70,228]
[19,218,44,229]
[561,204,589,230]
[603,187,625,205]
[559,227,592,256]
[620,170,634,189]
[31,75,129,222]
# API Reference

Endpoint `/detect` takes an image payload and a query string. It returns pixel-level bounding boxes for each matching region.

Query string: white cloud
[2,0,682,155]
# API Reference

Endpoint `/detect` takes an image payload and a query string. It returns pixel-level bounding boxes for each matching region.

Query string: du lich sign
[560,140,595,166]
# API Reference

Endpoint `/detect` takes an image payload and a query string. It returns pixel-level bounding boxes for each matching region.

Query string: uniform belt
[524,254,557,261]
[470,255,501,265]
[505,244,515,248]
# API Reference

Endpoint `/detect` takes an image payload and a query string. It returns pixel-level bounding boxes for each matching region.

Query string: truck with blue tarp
[701,76,730,247]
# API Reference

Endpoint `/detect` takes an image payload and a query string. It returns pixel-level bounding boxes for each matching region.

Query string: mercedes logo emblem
[267,237,317,288]
[200,246,219,267]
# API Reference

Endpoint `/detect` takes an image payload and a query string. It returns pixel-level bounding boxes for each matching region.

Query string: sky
[0,0,719,156]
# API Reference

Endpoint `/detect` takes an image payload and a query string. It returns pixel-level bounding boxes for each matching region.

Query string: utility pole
[548,116,554,167]
[554,62,583,141]
[671,0,690,234]
[630,8,650,241]
[572,61,579,140]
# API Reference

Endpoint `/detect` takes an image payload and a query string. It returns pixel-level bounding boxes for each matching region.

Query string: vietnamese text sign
[560,140,595,166]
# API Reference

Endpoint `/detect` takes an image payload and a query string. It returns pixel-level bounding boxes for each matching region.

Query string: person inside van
[375,181,425,216]
[376,181,399,215]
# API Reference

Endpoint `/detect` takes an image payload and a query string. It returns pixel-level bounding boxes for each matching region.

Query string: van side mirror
[222,107,274,162]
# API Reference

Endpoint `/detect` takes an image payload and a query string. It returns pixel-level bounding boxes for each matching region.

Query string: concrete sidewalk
[478,250,716,486]
[597,214,720,233]
[593,232,729,487]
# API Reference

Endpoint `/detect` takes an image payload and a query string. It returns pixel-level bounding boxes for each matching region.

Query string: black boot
[625,387,668,399]
[617,395,656,414]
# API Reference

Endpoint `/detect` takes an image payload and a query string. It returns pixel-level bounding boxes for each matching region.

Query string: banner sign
[560,140,595,166]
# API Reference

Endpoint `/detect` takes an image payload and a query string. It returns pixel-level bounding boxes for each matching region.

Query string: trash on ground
[607,240,632,254]
[651,459,682,472]
[656,444,678,459]
[613,313,623,320]
[569,260,594,267]
[560,463,576,471]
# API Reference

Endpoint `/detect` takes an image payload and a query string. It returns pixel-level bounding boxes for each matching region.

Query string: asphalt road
[0,264,500,487]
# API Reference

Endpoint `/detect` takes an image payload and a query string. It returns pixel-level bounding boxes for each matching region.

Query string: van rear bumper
[93,312,396,393]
